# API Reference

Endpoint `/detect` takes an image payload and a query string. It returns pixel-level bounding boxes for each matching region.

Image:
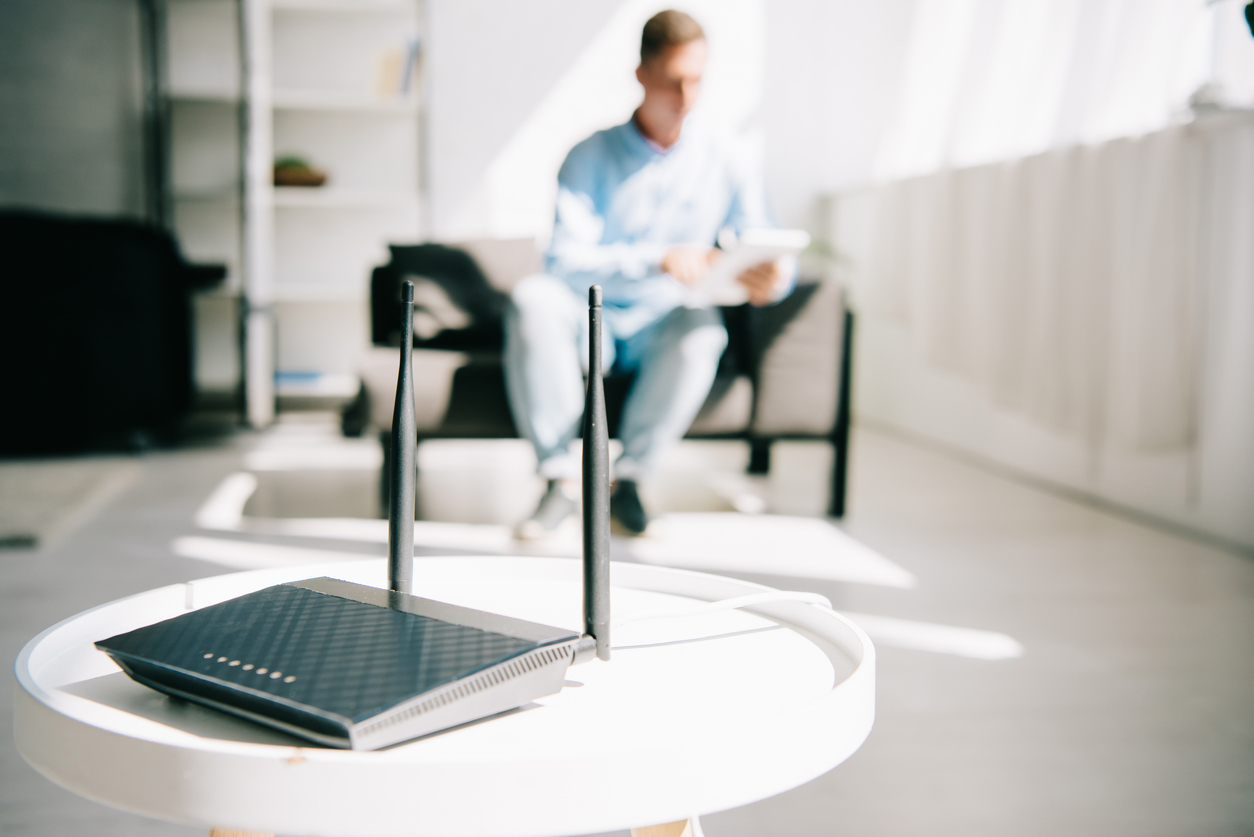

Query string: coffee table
[14,556,874,836]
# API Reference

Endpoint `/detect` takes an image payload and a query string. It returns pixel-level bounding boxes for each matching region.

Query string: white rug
[622,513,916,588]
[194,472,914,588]
[182,461,1025,661]
[170,531,1019,660]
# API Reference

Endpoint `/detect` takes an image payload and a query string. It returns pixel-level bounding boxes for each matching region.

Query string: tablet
[690,228,811,305]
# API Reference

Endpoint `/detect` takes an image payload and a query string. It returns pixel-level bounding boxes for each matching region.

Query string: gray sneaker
[514,480,578,540]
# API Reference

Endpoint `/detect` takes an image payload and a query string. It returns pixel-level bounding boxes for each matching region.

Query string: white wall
[0,0,146,218]
[426,0,769,242]
[426,0,620,239]
[761,0,1254,232]
[426,0,918,242]
[759,0,916,231]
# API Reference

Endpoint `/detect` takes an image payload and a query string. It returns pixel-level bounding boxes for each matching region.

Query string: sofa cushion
[752,279,844,436]
[688,375,754,435]
[360,346,472,434]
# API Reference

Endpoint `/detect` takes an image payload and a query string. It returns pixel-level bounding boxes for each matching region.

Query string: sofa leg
[828,309,855,518]
[747,438,772,475]
[829,438,848,518]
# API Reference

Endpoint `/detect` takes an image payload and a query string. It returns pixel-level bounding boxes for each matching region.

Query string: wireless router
[96,282,612,750]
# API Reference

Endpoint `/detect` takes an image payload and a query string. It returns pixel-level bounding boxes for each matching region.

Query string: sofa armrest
[750,278,845,437]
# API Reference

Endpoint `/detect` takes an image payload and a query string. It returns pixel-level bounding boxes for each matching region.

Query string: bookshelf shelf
[163,0,422,426]
[273,188,418,208]
[274,371,360,398]
[169,90,239,105]
[164,0,246,400]
[272,0,411,12]
[195,286,244,301]
[273,286,366,302]
[249,0,423,423]
[175,188,239,202]
[272,90,418,113]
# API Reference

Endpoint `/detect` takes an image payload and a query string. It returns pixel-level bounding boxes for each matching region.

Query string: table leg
[209,830,273,837]
[631,819,697,837]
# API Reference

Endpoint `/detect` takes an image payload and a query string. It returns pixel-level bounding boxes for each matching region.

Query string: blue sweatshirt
[545,116,790,336]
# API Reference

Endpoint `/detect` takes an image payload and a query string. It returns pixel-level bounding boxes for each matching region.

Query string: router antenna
[583,285,611,661]
[388,280,416,595]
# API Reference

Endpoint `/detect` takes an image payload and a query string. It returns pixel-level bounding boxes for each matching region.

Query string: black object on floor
[0,210,225,454]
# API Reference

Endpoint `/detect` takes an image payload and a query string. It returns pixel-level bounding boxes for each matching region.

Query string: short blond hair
[640,10,705,64]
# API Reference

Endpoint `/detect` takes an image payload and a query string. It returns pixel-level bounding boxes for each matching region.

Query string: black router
[96,282,612,750]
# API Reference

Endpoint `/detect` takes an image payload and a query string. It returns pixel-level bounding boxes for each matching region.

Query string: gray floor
[3,417,1252,836]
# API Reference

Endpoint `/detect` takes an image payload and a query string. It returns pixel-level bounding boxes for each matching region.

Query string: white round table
[14,557,875,837]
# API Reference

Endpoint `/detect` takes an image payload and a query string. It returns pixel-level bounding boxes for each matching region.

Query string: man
[505,9,792,538]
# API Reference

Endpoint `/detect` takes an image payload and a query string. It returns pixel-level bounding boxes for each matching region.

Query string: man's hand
[737,260,783,306]
[661,246,717,285]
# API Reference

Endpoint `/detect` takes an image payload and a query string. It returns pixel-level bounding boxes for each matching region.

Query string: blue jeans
[503,274,728,482]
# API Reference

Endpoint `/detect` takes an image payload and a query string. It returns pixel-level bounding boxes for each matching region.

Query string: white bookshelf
[273,187,420,208]
[272,90,420,112]
[162,0,422,425]
[246,0,423,422]
[270,0,412,11]
[165,0,245,404]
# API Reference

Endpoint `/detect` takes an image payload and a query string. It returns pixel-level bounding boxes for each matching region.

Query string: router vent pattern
[357,644,573,739]
[98,585,546,723]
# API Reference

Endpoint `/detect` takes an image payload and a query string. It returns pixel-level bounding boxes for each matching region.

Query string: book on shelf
[399,38,423,96]
[374,38,423,98]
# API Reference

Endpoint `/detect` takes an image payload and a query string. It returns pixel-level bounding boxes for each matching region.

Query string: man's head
[635,10,707,137]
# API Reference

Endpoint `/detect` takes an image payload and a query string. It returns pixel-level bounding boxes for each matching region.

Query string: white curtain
[874,0,1254,181]
[858,0,1254,452]
[863,115,1254,452]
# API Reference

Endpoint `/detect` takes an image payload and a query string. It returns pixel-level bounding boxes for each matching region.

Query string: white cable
[612,590,833,627]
